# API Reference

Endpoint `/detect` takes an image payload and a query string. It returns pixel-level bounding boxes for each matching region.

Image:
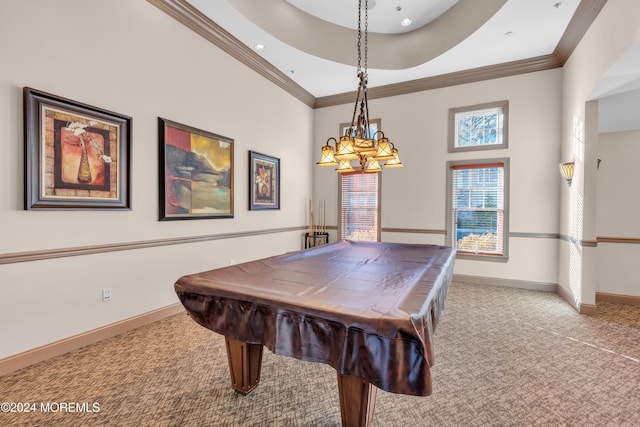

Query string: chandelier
[316,0,403,173]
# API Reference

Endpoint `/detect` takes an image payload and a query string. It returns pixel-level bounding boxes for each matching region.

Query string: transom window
[446,159,509,259]
[448,100,508,152]
[339,172,380,242]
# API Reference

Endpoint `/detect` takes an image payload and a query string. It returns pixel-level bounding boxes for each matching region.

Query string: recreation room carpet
[1,282,639,426]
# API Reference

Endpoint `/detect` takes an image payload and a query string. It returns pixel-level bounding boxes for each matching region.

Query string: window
[448,100,508,152]
[339,172,380,241]
[446,159,509,259]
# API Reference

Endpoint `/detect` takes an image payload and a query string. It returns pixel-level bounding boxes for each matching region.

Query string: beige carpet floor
[1,282,639,426]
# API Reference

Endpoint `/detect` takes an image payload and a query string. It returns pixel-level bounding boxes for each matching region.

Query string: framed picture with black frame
[249,151,280,210]
[23,87,131,210]
[159,117,234,220]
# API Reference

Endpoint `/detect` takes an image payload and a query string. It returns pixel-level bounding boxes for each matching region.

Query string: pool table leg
[337,373,378,427]
[225,337,263,395]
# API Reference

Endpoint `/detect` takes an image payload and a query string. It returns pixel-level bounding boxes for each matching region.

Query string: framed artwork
[23,87,131,210]
[249,151,280,210]
[159,118,233,220]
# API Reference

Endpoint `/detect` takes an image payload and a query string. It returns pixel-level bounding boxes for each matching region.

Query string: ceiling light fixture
[316,0,402,173]
[400,18,413,27]
[254,44,265,51]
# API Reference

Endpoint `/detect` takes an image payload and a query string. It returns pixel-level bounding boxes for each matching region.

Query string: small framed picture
[23,87,131,210]
[159,118,234,220]
[249,151,280,210]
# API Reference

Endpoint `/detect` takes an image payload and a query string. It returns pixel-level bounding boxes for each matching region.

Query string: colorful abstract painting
[159,118,233,220]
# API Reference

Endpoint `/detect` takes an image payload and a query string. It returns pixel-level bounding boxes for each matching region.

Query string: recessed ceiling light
[400,18,413,27]
[254,44,265,51]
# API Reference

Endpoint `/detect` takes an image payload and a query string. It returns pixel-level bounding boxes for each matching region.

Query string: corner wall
[559,0,640,309]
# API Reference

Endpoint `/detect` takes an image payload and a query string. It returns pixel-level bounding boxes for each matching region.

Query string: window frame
[338,171,381,242]
[448,100,509,153]
[445,158,510,261]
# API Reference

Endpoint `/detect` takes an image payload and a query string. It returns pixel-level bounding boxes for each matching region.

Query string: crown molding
[148,0,606,110]
[314,54,563,108]
[554,0,608,63]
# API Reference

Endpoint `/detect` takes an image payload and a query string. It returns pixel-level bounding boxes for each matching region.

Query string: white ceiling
[184,0,640,132]
[188,0,581,97]
[286,0,461,35]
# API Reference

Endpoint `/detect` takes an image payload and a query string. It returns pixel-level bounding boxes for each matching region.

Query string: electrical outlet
[229,259,236,266]
[102,288,112,302]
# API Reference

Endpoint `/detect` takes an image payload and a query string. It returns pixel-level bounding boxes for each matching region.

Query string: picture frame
[158,118,234,220]
[249,151,280,210]
[23,87,131,210]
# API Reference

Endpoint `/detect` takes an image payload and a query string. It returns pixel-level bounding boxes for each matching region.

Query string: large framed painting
[23,87,131,210]
[159,118,234,220]
[249,151,280,210]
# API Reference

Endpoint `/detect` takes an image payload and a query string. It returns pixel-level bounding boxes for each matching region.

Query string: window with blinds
[448,161,508,257]
[339,172,380,242]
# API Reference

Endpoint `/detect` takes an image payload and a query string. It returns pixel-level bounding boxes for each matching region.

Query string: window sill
[455,252,509,262]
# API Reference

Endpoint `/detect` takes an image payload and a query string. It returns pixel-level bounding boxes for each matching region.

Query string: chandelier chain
[364,0,368,72]
[351,0,363,132]
[357,0,362,73]
[316,0,403,172]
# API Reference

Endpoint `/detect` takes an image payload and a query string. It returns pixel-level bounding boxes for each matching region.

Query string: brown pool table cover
[174,240,455,395]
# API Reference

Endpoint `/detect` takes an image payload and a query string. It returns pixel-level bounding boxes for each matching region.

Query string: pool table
[175,240,455,426]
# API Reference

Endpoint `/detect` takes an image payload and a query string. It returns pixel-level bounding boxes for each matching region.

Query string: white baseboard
[0,303,185,377]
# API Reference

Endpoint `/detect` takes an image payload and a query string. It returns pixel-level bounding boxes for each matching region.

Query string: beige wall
[314,70,562,286]
[597,130,640,296]
[560,0,640,307]
[0,0,313,359]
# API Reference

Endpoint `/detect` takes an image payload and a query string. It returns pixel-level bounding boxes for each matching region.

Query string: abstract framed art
[249,151,280,210]
[159,118,234,220]
[23,87,131,210]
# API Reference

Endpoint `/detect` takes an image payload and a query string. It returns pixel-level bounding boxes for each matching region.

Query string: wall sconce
[559,162,575,186]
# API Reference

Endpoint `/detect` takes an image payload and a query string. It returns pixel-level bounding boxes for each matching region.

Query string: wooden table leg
[225,337,264,395]
[337,373,378,427]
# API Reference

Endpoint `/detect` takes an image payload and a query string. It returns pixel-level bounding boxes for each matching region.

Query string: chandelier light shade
[335,136,359,160]
[316,0,403,173]
[559,161,575,186]
[384,148,403,168]
[336,159,356,172]
[316,138,339,166]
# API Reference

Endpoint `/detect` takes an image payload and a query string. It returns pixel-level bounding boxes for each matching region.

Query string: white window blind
[450,163,504,255]
[339,172,379,241]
